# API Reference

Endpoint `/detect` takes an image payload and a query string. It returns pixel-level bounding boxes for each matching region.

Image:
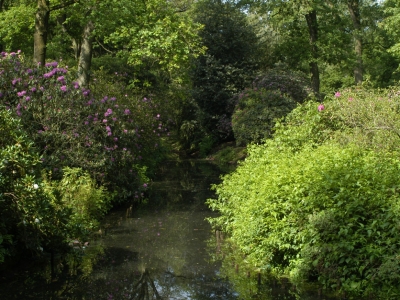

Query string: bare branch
[95,38,114,54]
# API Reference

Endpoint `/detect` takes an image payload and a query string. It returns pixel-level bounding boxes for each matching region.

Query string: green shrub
[199,135,216,157]
[208,86,400,297]
[55,167,111,240]
[0,108,70,262]
[231,69,312,146]
[209,141,400,297]
[232,89,297,145]
[213,146,246,165]
[251,68,311,103]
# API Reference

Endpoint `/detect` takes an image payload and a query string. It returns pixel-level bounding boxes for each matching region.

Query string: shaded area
[0,159,338,299]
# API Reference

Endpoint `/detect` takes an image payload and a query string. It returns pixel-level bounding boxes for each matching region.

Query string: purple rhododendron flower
[45,62,58,68]
[104,108,113,117]
[60,85,67,92]
[17,90,26,97]
[124,109,131,115]
[12,78,21,85]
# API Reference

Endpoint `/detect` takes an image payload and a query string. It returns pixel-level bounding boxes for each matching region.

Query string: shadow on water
[0,160,338,299]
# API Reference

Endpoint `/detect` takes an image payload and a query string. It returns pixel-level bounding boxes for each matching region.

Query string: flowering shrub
[0,51,167,201]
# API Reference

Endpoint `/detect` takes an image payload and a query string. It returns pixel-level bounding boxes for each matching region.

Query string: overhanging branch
[50,0,80,12]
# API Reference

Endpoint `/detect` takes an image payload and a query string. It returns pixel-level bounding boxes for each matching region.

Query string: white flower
[34,218,40,224]
[33,183,39,189]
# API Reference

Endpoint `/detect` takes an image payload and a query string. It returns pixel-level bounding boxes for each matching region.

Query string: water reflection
[0,160,334,299]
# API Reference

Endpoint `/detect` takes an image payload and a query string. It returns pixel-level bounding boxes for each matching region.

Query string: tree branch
[95,38,114,54]
[50,0,79,12]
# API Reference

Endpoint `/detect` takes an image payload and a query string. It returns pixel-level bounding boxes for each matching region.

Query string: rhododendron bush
[0,51,167,201]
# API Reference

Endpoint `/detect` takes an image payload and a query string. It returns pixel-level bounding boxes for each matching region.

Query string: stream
[0,160,334,299]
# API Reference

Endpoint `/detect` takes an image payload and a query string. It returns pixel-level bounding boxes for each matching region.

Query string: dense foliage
[232,89,296,145]
[0,108,69,263]
[208,88,400,298]
[190,0,261,145]
[2,0,400,296]
[0,50,168,263]
[0,52,161,201]
[231,69,311,145]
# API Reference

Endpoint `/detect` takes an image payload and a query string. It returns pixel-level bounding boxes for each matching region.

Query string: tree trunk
[305,10,320,96]
[57,14,82,60]
[34,0,50,66]
[0,0,4,51]
[72,39,82,60]
[347,0,363,85]
[77,20,94,87]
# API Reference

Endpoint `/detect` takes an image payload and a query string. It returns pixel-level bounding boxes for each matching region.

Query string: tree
[254,0,323,95]
[191,0,261,140]
[0,1,35,54]
[34,0,78,66]
[347,0,363,84]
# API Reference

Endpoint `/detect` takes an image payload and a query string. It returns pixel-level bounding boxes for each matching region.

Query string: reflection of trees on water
[149,160,223,209]
[207,232,338,300]
[0,160,236,299]
[128,268,162,300]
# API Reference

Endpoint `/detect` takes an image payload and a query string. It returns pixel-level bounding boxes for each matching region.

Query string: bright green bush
[209,142,400,297]
[55,167,111,240]
[208,87,400,298]
[232,89,297,145]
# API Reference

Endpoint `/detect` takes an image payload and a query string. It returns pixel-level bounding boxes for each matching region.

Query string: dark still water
[0,160,332,300]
